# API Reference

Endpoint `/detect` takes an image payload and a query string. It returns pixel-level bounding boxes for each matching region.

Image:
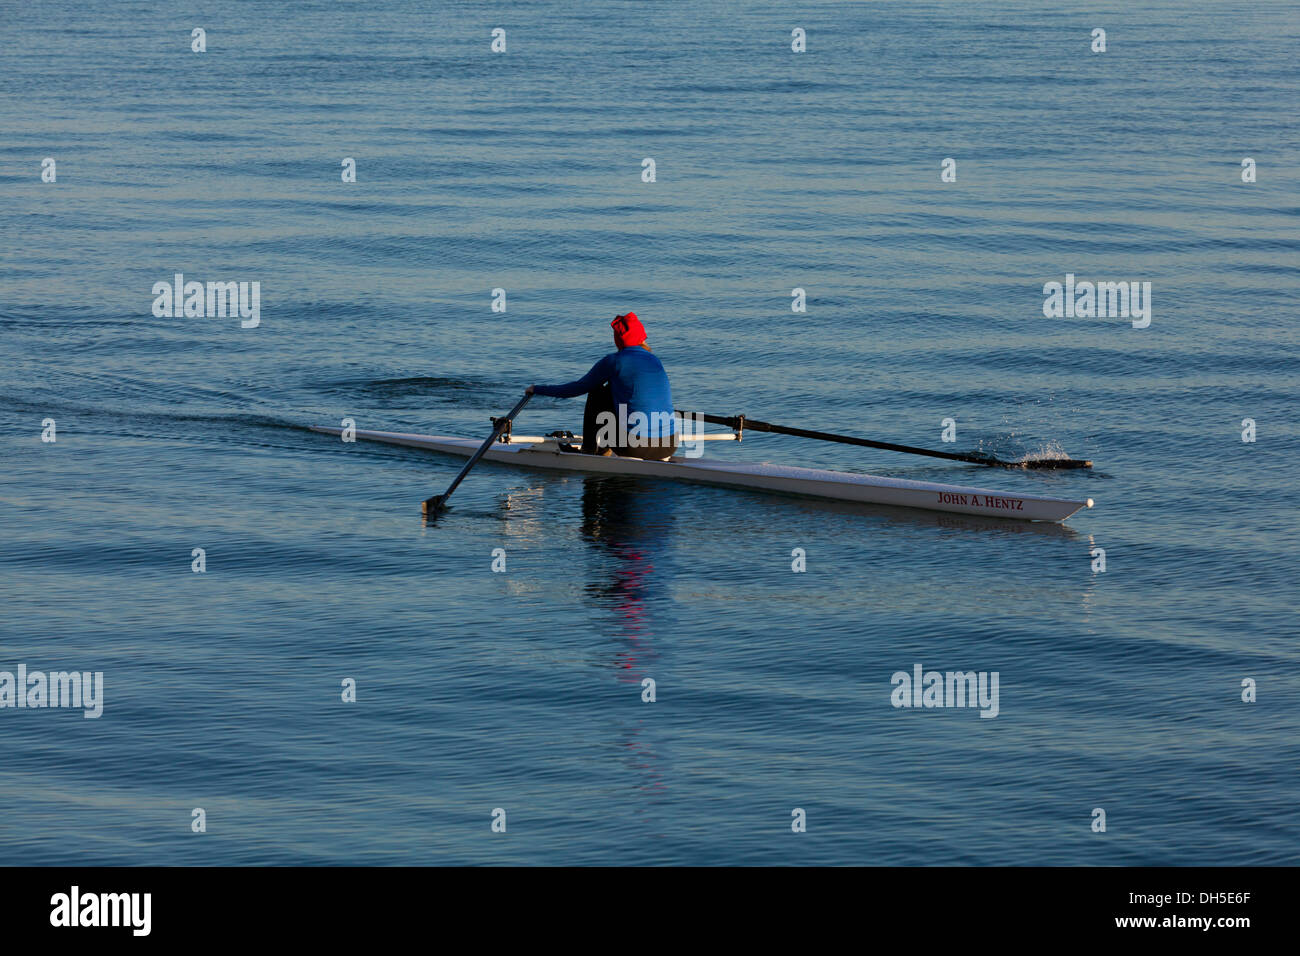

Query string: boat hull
[310,427,1093,522]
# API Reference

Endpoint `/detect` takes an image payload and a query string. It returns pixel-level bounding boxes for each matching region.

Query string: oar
[422,392,533,516]
[675,410,1092,470]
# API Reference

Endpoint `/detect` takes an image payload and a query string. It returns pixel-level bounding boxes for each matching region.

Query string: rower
[527,312,678,460]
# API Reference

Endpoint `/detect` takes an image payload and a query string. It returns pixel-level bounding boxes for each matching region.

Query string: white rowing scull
[309,425,1094,522]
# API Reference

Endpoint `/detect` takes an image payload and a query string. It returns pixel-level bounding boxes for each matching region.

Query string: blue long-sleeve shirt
[534,347,676,437]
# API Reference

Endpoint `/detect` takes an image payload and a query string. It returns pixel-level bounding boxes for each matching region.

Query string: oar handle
[675,410,1091,470]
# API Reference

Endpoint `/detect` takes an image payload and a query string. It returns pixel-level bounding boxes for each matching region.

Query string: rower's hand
[525,385,535,395]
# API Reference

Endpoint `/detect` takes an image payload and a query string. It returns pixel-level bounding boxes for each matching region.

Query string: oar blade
[1020,458,1093,470]
[421,494,447,517]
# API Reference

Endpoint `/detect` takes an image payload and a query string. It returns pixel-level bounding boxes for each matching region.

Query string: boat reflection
[577,476,680,667]
[578,475,675,804]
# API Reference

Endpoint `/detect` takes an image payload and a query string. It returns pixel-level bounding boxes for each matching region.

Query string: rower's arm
[531,355,612,399]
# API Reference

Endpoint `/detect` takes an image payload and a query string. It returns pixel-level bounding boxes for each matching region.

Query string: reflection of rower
[527,312,678,460]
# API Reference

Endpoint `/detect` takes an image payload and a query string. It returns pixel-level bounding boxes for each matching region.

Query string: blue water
[2,0,1298,865]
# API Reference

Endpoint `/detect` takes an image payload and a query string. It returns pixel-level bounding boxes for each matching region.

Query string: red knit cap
[611,312,646,348]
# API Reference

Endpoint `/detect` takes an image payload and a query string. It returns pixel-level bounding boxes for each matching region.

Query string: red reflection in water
[579,477,677,678]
